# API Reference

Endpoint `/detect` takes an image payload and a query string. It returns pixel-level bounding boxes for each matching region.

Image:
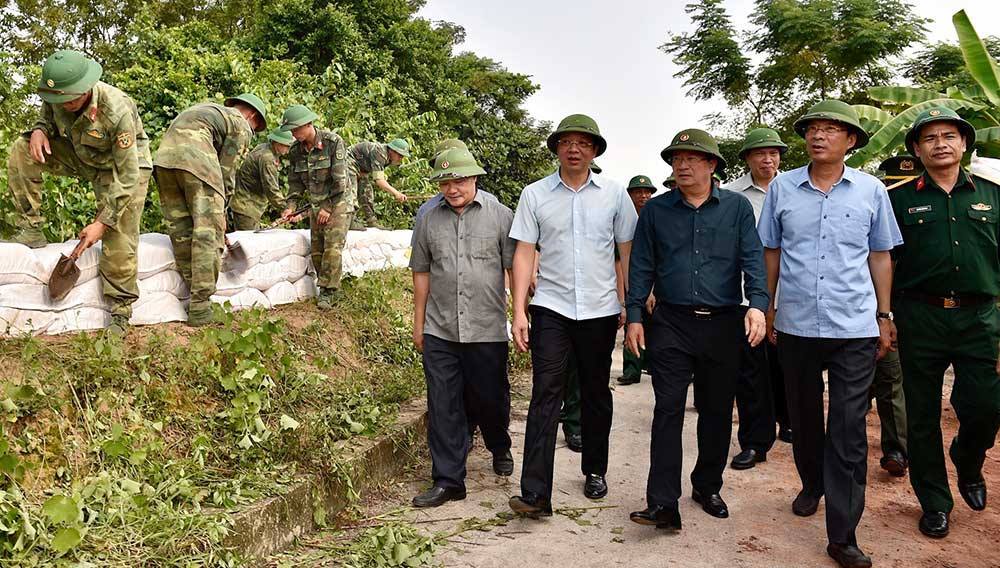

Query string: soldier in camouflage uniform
[278,105,352,309]
[349,138,410,229]
[4,50,151,334]
[230,128,294,230]
[153,93,265,326]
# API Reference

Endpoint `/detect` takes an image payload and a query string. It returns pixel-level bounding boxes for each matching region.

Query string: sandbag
[0,307,54,336]
[211,287,270,311]
[131,292,188,325]
[137,270,189,298]
[137,233,177,278]
[246,255,309,291]
[263,281,299,306]
[0,243,46,285]
[35,241,102,286]
[227,230,309,267]
[47,307,109,334]
[292,275,317,300]
[0,279,105,312]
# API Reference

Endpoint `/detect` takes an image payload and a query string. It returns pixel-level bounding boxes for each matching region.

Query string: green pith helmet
[433,138,468,159]
[429,148,487,181]
[590,161,603,174]
[628,175,656,192]
[904,106,977,156]
[663,175,676,189]
[279,104,319,132]
[224,93,267,132]
[738,128,788,160]
[267,128,295,146]
[547,114,607,157]
[660,129,727,173]
[386,138,411,157]
[793,99,869,150]
[37,50,103,104]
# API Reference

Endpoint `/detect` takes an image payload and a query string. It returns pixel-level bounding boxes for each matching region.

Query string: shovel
[48,242,87,302]
[253,205,310,233]
[222,236,249,273]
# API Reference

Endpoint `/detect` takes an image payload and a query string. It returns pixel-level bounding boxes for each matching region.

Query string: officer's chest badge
[86,129,103,139]
[971,203,993,211]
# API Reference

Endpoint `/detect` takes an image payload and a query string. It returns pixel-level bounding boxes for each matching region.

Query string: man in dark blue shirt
[626,128,768,531]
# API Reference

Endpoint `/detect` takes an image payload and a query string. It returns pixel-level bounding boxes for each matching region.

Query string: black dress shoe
[630,505,682,531]
[880,451,908,477]
[778,426,793,444]
[826,543,872,568]
[691,489,729,518]
[509,493,553,518]
[730,448,767,470]
[492,449,514,476]
[584,473,608,499]
[918,511,949,538]
[792,490,822,517]
[412,485,466,508]
[616,375,640,385]
[958,477,987,511]
[564,431,583,453]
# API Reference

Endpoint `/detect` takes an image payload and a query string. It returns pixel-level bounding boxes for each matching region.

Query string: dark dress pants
[646,306,743,508]
[778,332,877,546]
[519,306,619,501]
[735,336,778,453]
[422,334,512,490]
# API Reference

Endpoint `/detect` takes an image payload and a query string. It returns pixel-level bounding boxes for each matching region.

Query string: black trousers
[519,306,618,501]
[422,334,512,490]
[735,326,786,452]
[778,333,877,546]
[646,306,743,508]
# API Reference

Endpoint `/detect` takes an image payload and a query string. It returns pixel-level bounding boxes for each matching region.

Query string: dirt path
[291,336,1000,567]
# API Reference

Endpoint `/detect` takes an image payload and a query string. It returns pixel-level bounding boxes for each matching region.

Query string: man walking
[409,147,515,507]
[5,50,151,335]
[758,100,902,568]
[889,107,999,538]
[723,128,792,470]
[230,128,294,231]
[626,129,767,531]
[154,93,265,326]
[508,114,637,517]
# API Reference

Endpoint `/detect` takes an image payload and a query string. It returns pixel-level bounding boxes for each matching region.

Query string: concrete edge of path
[224,399,428,564]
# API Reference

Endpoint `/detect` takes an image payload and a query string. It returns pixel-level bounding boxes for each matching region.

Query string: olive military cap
[738,128,788,160]
[904,106,977,156]
[37,50,103,104]
[660,129,727,173]
[387,138,411,157]
[429,148,487,182]
[878,155,924,179]
[279,104,319,131]
[547,114,607,157]
[267,128,295,146]
[628,175,656,192]
[793,99,869,150]
[224,93,267,132]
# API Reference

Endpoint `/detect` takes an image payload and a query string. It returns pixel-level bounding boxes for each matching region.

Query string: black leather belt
[896,290,996,309]
[663,304,741,319]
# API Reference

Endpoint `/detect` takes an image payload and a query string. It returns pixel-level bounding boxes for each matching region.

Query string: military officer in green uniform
[230,128,294,231]
[618,175,656,385]
[889,106,1000,539]
[349,138,410,229]
[153,93,265,326]
[4,50,151,334]
[278,105,352,309]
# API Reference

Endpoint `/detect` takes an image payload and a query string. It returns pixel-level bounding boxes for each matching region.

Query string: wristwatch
[876,311,893,321]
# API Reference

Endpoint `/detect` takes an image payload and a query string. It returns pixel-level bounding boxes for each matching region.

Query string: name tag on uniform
[908,205,932,214]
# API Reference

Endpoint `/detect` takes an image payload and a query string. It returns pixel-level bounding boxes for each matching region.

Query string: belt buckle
[693,308,712,318]
[942,297,958,309]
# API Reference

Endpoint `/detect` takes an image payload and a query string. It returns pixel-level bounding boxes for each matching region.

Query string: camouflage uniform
[348,141,391,225]
[6,80,151,318]
[285,128,353,291]
[231,142,286,230]
[153,103,253,317]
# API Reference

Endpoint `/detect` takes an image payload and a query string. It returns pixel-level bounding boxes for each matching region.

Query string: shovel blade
[222,241,249,272]
[48,253,81,301]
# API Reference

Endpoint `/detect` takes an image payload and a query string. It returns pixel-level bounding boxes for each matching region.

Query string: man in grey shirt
[508,114,638,517]
[409,147,516,508]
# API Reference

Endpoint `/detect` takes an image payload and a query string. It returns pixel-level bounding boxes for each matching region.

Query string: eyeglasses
[805,125,847,136]
[558,139,595,150]
[671,155,707,166]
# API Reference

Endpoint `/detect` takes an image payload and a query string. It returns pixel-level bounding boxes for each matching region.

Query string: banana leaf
[868,86,945,106]
[953,10,1000,106]
[853,104,895,133]
[847,98,986,168]
[975,127,1000,159]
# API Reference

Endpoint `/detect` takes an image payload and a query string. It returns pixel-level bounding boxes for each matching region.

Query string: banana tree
[846,10,1000,167]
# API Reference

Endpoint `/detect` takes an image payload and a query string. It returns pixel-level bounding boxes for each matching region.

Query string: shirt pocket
[839,207,872,249]
[471,235,498,260]
[79,128,112,152]
[966,208,998,248]
[900,208,938,250]
[585,207,615,244]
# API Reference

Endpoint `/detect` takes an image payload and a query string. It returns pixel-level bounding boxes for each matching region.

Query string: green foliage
[902,38,1000,93]
[0,0,550,239]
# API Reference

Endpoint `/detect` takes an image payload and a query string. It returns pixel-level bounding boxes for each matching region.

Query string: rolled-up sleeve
[625,208,655,323]
[758,183,782,248]
[869,184,903,251]
[509,189,538,243]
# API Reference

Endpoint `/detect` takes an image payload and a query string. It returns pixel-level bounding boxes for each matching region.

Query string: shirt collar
[731,171,775,192]
[84,83,101,122]
[795,163,857,191]
[666,182,721,208]
[915,168,977,192]
[547,169,601,192]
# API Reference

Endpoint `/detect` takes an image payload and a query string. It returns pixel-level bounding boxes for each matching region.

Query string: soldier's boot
[187,304,217,327]
[316,287,343,310]
[350,218,367,231]
[5,226,48,248]
[106,313,130,338]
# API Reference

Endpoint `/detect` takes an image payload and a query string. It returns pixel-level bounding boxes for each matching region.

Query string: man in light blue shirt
[758,100,902,568]
[507,114,637,517]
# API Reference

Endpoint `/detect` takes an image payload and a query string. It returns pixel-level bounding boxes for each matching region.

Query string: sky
[417,0,1000,187]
